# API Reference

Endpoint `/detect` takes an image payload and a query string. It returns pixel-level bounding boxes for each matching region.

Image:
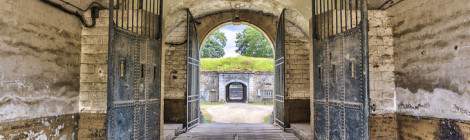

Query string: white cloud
[218,24,247,57]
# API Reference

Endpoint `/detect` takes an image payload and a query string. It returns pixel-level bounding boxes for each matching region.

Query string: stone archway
[219,77,250,102]
[163,8,312,127]
[225,82,248,102]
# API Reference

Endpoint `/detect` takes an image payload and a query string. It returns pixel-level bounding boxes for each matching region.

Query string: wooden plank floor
[174,123,299,140]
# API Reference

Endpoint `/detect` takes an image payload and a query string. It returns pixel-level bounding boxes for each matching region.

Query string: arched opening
[164,8,310,139]
[198,22,276,124]
[225,82,247,102]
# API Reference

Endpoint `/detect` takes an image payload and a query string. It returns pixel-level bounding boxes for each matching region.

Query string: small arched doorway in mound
[225,82,247,102]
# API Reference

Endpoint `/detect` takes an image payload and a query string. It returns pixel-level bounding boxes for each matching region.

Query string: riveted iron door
[312,0,369,139]
[107,0,163,139]
[274,10,286,128]
[186,9,200,130]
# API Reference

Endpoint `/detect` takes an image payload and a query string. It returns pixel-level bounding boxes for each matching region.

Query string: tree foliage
[235,27,273,58]
[201,31,227,58]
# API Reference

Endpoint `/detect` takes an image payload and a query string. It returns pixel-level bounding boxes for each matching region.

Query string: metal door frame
[107,0,163,139]
[185,9,201,130]
[312,0,369,139]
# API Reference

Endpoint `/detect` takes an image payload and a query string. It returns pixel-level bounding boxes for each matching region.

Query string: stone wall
[285,21,310,100]
[78,9,109,139]
[367,12,398,140]
[250,73,275,102]
[200,72,274,102]
[164,44,187,99]
[368,11,396,115]
[283,12,311,124]
[387,0,470,121]
[383,0,470,139]
[200,71,219,101]
[0,0,82,138]
[163,17,187,123]
[79,10,109,114]
[367,10,399,140]
[217,73,251,102]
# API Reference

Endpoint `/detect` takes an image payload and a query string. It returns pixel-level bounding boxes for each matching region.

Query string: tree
[235,27,273,58]
[201,31,227,58]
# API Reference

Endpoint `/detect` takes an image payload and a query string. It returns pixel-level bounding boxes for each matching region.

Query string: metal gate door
[312,0,369,139]
[274,10,286,128]
[107,0,163,139]
[186,9,200,130]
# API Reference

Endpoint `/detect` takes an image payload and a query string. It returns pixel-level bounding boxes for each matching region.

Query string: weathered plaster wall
[78,113,106,139]
[376,0,470,139]
[60,0,108,10]
[250,72,275,102]
[0,0,81,122]
[0,0,82,139]
[369,114,398,139]
[200,71,219,101]
[387,0,470,121]
[397,115,470,140]
[0,114,79,139]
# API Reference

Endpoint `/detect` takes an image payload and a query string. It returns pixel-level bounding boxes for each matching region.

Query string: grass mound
[201,56,274,72]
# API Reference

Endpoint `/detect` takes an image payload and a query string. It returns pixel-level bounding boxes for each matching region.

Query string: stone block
[80,73,107,83]
[81,44,108,54]
[80,53,108,64]
[82,27,108,36]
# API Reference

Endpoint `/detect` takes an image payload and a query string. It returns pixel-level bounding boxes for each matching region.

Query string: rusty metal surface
[107,0,163,139]
[312,0,369,139]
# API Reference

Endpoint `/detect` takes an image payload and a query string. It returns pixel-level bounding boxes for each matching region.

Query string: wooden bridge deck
[173,123,299,140]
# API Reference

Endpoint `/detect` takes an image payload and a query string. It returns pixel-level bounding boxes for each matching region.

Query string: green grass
[201,56,274,72]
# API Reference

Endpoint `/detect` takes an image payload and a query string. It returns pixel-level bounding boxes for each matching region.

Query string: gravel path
[203,103,273,123]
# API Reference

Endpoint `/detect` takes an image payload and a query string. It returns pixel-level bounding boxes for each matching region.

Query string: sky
[217,24,248,57]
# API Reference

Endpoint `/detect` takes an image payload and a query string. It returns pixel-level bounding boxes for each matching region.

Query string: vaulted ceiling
[65,0,402,13]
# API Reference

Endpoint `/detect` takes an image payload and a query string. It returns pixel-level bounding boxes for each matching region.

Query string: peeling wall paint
[0,114,78,140]
[0,0,81,122]
[387,0,470,121]
[397,88,470,121]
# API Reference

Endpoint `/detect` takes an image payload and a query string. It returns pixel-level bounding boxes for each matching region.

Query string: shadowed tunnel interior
[0,0,469,140]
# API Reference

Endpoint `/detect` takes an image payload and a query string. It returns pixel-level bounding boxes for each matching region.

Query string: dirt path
[203,103,273,123]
